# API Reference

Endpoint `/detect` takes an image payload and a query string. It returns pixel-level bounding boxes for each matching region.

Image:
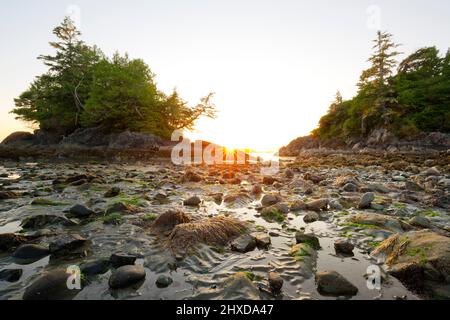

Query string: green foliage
[313,32,450,140]
[12,17,216,139]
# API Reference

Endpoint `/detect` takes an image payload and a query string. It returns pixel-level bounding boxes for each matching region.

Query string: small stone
[423,167,441,176]
[329,199,343,210]
[408,216,431,229]
[262,176,277,185]
[306,199,329,212]
[13,244,50,261]
[67,204,95,218]
[290,200,308,211]
[231,234,257,253]
[0,191,19,200]
[81,259,111,276]
[295,232,320,249]
[404,181,423,192]
[49,234,88,256]
[0,269,23,282]
[252,232,271,249]
[109,265,146,289]
[0,233,28,252]
[251,184,263,194]
[343,183,358,192]
[358,192,375,209]
[303,212,320,223]
[23,270,80,300]
[156,275,173,288]
[315,271,358,296]
[334,240,354,255]
[285,169,294,179]
[261,194,282,207]
[268,272,284,293]
[392,175,406,182]
[104,187,121,198]
[21,215,76,229]
[183,196,201,206]
[110,252,137,268]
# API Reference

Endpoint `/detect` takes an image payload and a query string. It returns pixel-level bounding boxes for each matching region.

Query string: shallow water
[0,161,433,300]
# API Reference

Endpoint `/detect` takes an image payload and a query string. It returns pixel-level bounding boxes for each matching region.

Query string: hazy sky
[1,0,449,150]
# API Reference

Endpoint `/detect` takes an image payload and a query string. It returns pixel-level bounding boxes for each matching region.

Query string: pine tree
[358,31,402,131]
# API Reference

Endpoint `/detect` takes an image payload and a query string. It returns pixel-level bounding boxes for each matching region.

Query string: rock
[21,215,76,229]
[329,199,343,210]
[371,230,450,292]
[67,204,95,218]
[181,170,203,183]
[306,199,329,212]
[289,243,317,277]
[423,167,441,176]
[358,192,375,209]
[13,244,50,261]
[108,265,146,289]
[183,195,201,206]
[285,169,294,179]
[155,275,173,288]
[0,233,28,252]
[219,272,261,300]
[268,272,284,293]
[0,269,22,282]
[0,191,19,200]
[343,183,358,192]
[106,202,138,215]
[409,216,431,229]
[104,187,121,198]
[152,209,192,232]
[231,234,257,253]
[251,184,263,194]
[303,173,324,184]
[252,232,271,249]
[261,194,282,207]
[23,269,80,300]
[303,212,320,223]
[110,252,138,268]
[405,181,423,192]
[80,259,111,276]
[108,131,162,150]
[295,232,320,249]
[315,271,358,296]
[348,213,406,232]
[49,234,88,256]
[154,191,168,202]
[290,200,308,211]
[364,184,390,194]
[1,131,34,146]
[262,176,277,185]
[334,240,354,255]
[392,175,406,182]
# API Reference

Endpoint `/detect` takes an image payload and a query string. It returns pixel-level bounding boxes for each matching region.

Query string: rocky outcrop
[371,230,450,297]
[279,130,450,156]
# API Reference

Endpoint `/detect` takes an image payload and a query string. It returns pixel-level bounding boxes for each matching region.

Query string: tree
[12,17,216,139]
[81,53,217,139]
[12,17,102,134]
[358,31,402,132]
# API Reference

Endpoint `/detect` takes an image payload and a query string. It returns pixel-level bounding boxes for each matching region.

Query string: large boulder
[315,271,358,296]
[1,131,34,146]
[371,230,450,295]
[23,269,81,300]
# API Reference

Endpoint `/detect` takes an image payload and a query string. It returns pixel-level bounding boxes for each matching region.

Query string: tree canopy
[312,31,450,140]
[12,17,216,139]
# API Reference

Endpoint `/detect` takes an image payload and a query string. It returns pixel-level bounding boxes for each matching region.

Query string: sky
[1,0,449,151]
